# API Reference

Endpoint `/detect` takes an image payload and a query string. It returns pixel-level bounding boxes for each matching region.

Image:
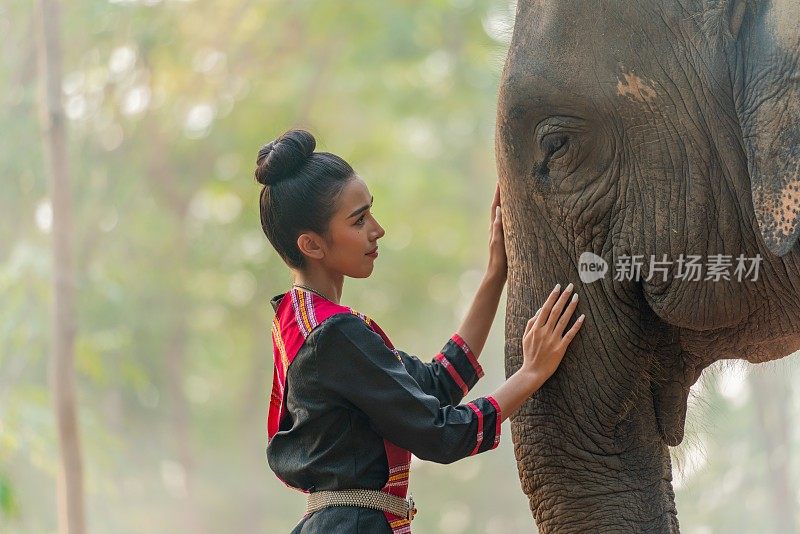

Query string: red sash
[268,287,413,534]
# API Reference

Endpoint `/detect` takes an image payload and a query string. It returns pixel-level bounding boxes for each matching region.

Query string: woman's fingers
[524,308,541,335]
[489,183,500,223]
[558,314,585,351]
[534,285,562,329]
[490,206,503,246]
[524,316,536,336]
[490,184,503,237]
[546,283,574,331]
[555,292,579,335]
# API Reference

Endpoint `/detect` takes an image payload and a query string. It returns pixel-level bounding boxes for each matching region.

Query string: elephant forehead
[616,70,658,104]
[768,0,800,50]
[508,1,711,101]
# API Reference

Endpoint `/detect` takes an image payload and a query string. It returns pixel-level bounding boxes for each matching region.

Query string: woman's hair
[255,129,355,269]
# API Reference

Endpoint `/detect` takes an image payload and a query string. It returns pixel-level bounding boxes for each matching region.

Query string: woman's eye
[356,215,365,225]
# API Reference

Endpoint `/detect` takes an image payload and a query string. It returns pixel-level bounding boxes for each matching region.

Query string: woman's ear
[296,233,326,260]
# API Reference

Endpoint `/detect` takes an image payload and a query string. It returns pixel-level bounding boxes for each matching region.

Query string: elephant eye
[533,132,571,179]
[531,117,587,181]
[542,133,569,159]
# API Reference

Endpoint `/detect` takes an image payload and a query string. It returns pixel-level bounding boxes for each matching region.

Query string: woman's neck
[292,270,343,304]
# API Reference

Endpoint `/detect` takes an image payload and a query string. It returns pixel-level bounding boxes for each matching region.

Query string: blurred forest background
[2,0,799,532]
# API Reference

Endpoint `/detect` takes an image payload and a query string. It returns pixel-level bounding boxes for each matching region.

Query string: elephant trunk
[505,275,681,533]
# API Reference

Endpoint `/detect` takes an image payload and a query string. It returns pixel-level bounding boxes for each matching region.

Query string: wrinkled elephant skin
[495,1,800,532]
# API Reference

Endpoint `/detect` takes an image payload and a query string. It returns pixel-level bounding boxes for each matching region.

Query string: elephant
[494,0,800,531]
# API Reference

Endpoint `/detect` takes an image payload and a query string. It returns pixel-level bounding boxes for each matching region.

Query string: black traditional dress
[267,287,502,533]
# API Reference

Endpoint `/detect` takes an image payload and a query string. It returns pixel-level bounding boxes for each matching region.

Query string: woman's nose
[373,221,385,240]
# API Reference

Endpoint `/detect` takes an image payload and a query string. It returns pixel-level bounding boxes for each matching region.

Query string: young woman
[258,129,584,533]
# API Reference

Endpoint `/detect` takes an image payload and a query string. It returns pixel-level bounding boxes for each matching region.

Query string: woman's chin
[357,264,375,278]
[344,267,373,279]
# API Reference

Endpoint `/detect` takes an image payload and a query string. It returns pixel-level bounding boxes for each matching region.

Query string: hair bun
[254,129,316,186]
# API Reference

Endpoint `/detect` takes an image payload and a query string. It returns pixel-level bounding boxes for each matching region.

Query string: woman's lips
[366,248,378,258]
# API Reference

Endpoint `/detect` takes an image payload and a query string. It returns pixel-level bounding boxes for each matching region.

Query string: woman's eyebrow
[348,196,374,218]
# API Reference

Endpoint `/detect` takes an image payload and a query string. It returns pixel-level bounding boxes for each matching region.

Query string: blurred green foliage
[0,473,19,518]
[1,0,798,532]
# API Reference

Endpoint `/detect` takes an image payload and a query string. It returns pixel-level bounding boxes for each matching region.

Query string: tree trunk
[35,0,87,533]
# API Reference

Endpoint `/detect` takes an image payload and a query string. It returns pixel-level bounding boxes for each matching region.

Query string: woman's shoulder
[312,312,399,371]
[315,311,397,357]
[313,311,372,344]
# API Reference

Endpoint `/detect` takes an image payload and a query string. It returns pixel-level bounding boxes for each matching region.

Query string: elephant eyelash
[532,134,571,180]
[534,116,586,165]
[542,133,570,159]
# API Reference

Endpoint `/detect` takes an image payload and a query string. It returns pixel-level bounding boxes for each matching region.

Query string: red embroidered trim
[486,395,502,450]
[451,333,484,378]
[435,352,469,396]
[388,518,412,534]
[467,402,484,456]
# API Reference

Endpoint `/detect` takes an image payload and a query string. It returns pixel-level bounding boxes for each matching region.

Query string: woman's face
[319,176,385,278]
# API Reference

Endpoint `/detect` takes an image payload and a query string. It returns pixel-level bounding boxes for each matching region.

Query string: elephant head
[495,0,800,531]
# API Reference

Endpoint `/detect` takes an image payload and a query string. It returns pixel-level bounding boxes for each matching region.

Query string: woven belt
[306,489,417,521]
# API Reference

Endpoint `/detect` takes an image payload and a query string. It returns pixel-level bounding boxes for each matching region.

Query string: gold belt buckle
[407,493,417,521]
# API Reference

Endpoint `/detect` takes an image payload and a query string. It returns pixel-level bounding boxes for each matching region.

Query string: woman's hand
[455,183,507,358]
[487,183,507,282]
[488,284,585,421]
[521,283,585,383]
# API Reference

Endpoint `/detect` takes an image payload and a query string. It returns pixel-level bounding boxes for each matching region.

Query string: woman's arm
[455,183,507,358]
[455,272,504,360]
[396,334,483,406]
[318,314,502,464]
[455,184,584,422]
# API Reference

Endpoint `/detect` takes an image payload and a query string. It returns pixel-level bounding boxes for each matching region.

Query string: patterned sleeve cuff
[451,333,483,378]
[434,333,484,396]
[486,395,502,449]
[465,395,502,455]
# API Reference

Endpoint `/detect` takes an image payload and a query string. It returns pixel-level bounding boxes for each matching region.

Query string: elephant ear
[730,0,800,257]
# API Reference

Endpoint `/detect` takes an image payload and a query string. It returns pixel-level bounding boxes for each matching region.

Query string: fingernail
[565,282,574,293]
[579,314,585,321]
[571,294,578,303]
[553,284,561,292]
